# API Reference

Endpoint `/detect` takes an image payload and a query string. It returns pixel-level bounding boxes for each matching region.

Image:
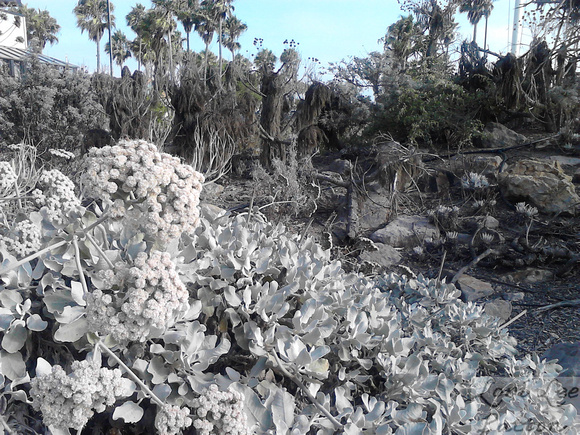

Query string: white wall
[0,11,27,49]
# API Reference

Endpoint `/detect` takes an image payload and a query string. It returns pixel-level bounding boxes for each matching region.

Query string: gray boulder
[498,158,580,214]
[359,242,402,269]
[474,122,527,149]
[370,215,439,248]
[542,342,580,377]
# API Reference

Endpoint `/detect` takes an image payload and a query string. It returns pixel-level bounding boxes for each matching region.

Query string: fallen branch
[424,133,561,163]
[535,299,580,313]
[452,248,497,284]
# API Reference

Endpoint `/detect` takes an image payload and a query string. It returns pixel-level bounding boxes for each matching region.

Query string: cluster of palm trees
[73,0,247,78]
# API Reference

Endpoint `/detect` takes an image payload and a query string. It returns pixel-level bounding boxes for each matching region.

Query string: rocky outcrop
[498,158,580,214]
[474,122,527,149]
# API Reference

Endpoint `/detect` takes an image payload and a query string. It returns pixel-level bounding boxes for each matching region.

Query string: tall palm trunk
[204,41,209,83]
[168,27,174,82]
[96,38,101,73]
[218,16,223,87]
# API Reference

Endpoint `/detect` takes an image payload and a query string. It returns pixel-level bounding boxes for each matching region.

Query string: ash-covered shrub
[0,139,578,434]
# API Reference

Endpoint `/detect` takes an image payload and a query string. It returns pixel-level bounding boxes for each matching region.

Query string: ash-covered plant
[31,168,84,226]
[428,204,460,232]
[1,138,579,434]
[173,207,580,434]
[251,143,320,220]
[0,217,42,257]
[29,357,132,432]
[86,250,190,343]
[81,139,204,247]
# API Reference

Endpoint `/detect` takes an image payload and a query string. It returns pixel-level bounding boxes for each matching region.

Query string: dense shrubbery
[0,141,578,434]
[371,73,484,147]
[0,56,107,153]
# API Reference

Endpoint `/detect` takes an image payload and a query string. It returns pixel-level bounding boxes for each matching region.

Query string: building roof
[0,46,78,69]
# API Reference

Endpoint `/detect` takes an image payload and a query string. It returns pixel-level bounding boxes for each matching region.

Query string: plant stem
[0,196,34,201]
[0,239,68,275]
[80,212,111,235]
[72,236,89,296]
[270,350,342,430]
[85,232,115,269]
[96,339,165,407]
[0,413,15,435]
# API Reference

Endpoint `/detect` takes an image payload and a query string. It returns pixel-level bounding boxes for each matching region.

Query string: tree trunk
[203,42,209,84]
[259,70,285,168]
[218,16,223,88]
[96,38,101,73]
[168,28,174,83]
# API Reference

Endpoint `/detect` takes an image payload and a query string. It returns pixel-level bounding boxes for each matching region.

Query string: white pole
[511,0,522,55]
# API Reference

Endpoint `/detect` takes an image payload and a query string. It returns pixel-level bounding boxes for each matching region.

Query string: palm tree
[459,0,494,44]
[193,1,217,82]
[222,15,247,63]
[212,0,234,82]
[74,0,115,73]
[126,3,146,70]
[176,0,198,52]
[383,15,421,70]
[15,6,60,52]
[105,30,131,72]
[152,0,178,82]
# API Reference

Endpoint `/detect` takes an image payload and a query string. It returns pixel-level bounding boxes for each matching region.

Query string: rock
[454,274,495,302]
[498,158,580,214]
[574,168,580,184]
[502,267,553,284]
[200,182,224,200]
[502,292,525,302]
[548,155,580,167]
[541,342,580,413]
[464,215,500,231]
[450,155,503,182]
[200,203,227,222]
[542,342,580,377]
[359,242,402,269]
[484,300,512,321]
[474,122,527,149]
[357,192,390,231]
[370,215,440,248]
[327,159,352,175]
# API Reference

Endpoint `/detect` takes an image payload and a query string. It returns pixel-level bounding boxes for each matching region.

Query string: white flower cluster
[48,148,76,160]
[461,171,490,190]
[33,169,83,225]
[30,359,127,430]
[190,384,249,435]
[86,250,190,342]
[81,139,204,244]
[0,219,41,257]
[0,161,17,193]
[155,404,193,435]
[516,201,539,218]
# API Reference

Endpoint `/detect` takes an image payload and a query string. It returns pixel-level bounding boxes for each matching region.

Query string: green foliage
[0,57,107,153]
[373,73,484,147]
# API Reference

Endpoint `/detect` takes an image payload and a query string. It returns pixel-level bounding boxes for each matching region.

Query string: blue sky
[22,0,519,76]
